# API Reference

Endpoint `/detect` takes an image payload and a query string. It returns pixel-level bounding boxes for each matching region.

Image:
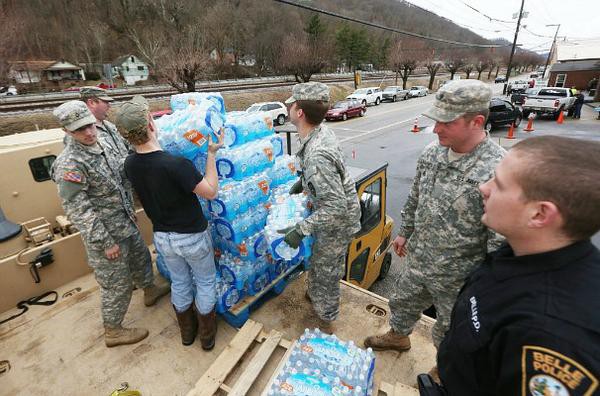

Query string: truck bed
[0,271,435,395]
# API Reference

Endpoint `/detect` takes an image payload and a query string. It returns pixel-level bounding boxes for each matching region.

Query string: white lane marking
[340,117,427,142]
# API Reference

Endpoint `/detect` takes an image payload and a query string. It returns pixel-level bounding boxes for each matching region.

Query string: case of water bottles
[153,92,314,315]
[267,329,376,396]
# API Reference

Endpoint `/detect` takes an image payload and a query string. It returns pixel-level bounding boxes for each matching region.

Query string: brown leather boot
[197,308,217,351]
[174,305,198,346]
[363,329,411,352]
[143,282,171,307]
[317,318,335,335]
[104,325,149,347]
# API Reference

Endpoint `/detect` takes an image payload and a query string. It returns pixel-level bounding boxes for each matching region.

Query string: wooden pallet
[186,319,419,396]
[221,260,309,328]
[186,319,294,396]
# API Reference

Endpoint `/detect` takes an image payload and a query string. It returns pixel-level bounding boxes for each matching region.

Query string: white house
[112,55,150,85]
[9,60,85,84]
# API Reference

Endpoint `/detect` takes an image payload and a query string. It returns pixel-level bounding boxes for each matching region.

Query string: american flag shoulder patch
[63,170,84,184]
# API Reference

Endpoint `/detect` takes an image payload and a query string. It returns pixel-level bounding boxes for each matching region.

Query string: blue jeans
[153,231,216,314]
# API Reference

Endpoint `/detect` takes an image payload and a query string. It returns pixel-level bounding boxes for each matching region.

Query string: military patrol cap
[53,100,97,132]
[422,79,492,123]
[285,82,330,104]
[80,86,114,102]
[114,95,150,140]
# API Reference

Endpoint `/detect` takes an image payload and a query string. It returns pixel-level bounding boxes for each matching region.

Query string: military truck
[0,128,436,395]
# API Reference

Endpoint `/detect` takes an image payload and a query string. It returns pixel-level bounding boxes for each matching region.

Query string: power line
[272,0,510,48]
[455,0,516,24]
[522,26,554,39]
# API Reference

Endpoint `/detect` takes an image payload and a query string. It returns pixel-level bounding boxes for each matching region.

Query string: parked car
[507,80,530,93]
[245,101,288,125]
[151,109,172,120]
[522,87,576,119]
[486,98,523,130]
[510,87,541,105]
[408,86,428,97]
[346,87,383,106]
[0,85,17,96]
[325,100,366,121]
[382,86,409,102]
[495,76,506,83]
[97,82,116,90]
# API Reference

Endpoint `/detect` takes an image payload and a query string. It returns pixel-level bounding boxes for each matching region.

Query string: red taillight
[554,100,560,108]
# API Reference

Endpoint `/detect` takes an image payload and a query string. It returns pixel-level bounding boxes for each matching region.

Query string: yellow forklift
[345,164,394,290]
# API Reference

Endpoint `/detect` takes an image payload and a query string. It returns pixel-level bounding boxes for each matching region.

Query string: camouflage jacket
[296,124,361,238]
[96,120,131,160]
[399,136,505,265]
[51,139,137,251]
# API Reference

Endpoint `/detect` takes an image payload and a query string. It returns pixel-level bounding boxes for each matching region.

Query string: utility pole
[542,24,561,80]
[503,0,526,95]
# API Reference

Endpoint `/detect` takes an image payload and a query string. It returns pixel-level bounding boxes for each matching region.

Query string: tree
[463,62,474,79]
[304,13,326,43]
[475,60,489,80]
[276,33,328,82]
[335,24,370,71]
[423,47,442,90]
[444,54,465,81]
[388,39,426,88]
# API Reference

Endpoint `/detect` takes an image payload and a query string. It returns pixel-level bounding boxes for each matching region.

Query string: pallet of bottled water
[267,329,376,396]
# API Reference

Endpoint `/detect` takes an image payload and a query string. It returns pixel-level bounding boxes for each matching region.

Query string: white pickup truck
[522,87,576,119]
[346,87,383,106]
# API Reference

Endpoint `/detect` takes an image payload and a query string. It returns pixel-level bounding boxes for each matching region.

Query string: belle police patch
[522,346,598,395]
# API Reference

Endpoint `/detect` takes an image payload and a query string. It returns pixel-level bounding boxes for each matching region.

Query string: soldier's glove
[277,225,304,249]
[289,179,303,195]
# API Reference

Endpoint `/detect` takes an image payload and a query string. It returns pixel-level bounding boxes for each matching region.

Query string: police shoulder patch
[522,345,598,396]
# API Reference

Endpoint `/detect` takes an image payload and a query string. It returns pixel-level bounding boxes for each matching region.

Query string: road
[279,79,600,298]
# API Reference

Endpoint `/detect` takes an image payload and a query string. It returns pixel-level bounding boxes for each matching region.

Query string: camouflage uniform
[287,83,361,322]
[389,79,506,348]
[96,120,131,160]
[51,101,153,327]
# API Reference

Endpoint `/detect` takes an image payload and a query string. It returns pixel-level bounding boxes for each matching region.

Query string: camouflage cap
[53,100,97,132]
[285,82,330,104]
[114,95,149,140]
[422,79,492,123]
[80,86,113,102]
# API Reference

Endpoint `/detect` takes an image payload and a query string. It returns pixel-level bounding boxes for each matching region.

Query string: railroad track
[0,75,392,114]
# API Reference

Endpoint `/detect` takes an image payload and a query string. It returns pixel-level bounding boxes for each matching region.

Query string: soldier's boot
[174,305,198,346]
[143,283,170,307]
[104,325,149,348]
[428,366,440,384]
[363,329,411,352]
[197,308,217,351]
[317,318,335,335]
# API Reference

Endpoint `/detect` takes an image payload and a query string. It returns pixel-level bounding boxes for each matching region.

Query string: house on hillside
[548,38,600,90]
[210,49,256,66]
[112,55,149,85]
[8,60,85,84]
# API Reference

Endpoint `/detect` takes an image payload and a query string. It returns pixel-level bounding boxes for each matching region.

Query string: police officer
[437,136,600,395]
[281,82,361,334]
[80,86,131,159]
[364,80,505,378]
[51,101,169,347]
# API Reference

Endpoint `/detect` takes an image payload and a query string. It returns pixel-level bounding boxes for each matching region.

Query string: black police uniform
[437,240,600,395]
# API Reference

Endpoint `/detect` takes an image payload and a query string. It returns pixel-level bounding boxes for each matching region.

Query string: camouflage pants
[388,258,465,348]
[88,232,153,327]
[307,233,349,322]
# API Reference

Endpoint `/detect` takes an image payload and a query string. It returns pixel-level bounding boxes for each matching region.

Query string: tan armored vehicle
[0,128,435,395]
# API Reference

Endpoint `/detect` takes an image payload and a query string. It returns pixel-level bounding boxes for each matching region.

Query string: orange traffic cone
[411,118,420,133]
[557,110,565,124]
[523,116,534,132]
[506,123,515,139]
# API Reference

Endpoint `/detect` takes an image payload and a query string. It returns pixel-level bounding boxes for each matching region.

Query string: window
[29,155,56,182]
[350,248,370,282]
[490,100,504,112]
[131,56,135,63]
[126,66,130,72]
[556,74,566,87]
[503,101,514,111]
[360,178,382,232]
[137,65,144,71]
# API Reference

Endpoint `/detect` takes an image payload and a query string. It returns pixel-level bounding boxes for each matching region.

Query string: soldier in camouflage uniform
[364,80,505,376]
[51,101,169,347]
[80,86,131,160]
[281,82,362,334]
